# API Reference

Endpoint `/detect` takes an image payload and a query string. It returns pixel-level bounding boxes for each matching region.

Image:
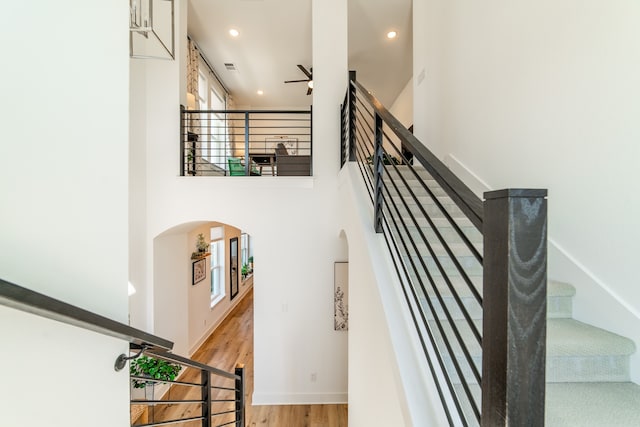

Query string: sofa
[275,143,311,176]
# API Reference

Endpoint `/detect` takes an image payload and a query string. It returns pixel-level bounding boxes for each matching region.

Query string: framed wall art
[230,237,239,300]
[192,258,206,285]
[334,262,348,331]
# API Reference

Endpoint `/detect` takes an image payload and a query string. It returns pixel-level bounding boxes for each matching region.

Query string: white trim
[550,238,640,321]
[188,281,253,356]
[252,392,348,406]
[210,293,225,308]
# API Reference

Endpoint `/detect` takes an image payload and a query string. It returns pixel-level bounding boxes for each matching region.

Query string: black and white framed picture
[334,262,348,331]
[230,237,239,300]
[192,258,206,285]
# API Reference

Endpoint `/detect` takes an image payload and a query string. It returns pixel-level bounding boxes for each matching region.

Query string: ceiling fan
[284,65,313,95]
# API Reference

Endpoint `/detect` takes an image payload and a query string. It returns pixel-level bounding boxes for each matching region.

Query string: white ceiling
[187,0,412,109]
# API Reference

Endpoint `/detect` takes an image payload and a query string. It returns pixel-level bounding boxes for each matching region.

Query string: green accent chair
[228,157,261,176]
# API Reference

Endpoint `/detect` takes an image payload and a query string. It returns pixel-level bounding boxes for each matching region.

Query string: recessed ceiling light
[386,31,398,39]
[257,90,264,95]
[229,28,240,37]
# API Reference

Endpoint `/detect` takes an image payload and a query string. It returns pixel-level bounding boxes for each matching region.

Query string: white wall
[127,0,350,405]
[130,58,150,330]
[413,0,640,380]
[338,164,449,426]
[390,77,413,128]
[0,1,130,425]
[154,232,190,356]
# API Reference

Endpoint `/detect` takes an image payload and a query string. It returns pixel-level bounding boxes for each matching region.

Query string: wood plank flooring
[139,287,348,427]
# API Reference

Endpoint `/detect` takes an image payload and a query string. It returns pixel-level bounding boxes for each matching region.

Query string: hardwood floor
[139,287,348,427]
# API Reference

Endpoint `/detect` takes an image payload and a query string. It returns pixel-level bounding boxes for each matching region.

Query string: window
[210,227,225,306]
[198,71,210,161]
[210,88,226,167]
[241,233,253,278]
[197,62,228,167]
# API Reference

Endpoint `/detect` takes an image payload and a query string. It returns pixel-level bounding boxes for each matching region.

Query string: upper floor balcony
[180,108,312,177]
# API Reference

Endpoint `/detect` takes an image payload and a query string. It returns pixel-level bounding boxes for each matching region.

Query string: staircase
[385,165,640,426]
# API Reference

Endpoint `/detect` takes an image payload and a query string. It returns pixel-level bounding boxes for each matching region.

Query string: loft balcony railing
[180,108,312,177]
[340,72,548,427]
[0,278,245,427]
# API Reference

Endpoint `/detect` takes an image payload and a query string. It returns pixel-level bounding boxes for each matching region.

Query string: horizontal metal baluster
[380,220,465,427]
[131,399,204,405]
[381,177,481,421]
[136,416,205,427]
[381,130,483,264]
[382,159,483,338]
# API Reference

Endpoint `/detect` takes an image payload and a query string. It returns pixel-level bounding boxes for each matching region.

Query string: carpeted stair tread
[546,382,640,426]
[547,318,636,357]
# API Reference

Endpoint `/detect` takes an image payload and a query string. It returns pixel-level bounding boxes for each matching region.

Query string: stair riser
[442,354,631,384]
[421,294,572,321]
[403,255,483,277]
[390,202,465,221]
[397,233,483,257]
[384,169,434,182]
[400,224,482,244]
[546,356,631,382]
[387,185,450,199]
[547,295,573,318]
[390,194,459,207]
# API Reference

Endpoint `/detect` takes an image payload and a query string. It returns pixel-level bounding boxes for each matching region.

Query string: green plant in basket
[130,355,182,388]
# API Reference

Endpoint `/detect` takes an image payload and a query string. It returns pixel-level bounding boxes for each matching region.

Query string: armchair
[275,143,311,176]
[228,157,261,176]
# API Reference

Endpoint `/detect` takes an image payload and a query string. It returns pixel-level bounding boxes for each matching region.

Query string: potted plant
[241,264,249,279]
[196,233,208,253]
[130,355,182,400]
[365,154,400,165]
[192,233,209,259]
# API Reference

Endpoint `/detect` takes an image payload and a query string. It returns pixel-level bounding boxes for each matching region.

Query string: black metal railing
[0,278,172,351]
[180,108,312,177]
[0,278,246,427]
[129,347,245,427]
[340,74,547,426]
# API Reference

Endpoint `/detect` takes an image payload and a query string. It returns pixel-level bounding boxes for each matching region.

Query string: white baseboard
[188,282,254,356]
[251,392,348,406]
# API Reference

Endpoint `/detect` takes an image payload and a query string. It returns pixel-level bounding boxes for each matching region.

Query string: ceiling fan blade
[284,79,310,83]
[307,86,312,96]
[297,64,312,79]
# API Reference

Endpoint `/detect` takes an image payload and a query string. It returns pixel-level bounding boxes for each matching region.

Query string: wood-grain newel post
[481,189,548,427]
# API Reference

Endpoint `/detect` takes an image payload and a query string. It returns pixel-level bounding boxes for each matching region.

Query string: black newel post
[201,370,211,427]
[373,112,384,233]
[180,105,186,176]
[235,365,245,427]
[244,112,250,176]
[348,70,357,162]
[481,189,547,427]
